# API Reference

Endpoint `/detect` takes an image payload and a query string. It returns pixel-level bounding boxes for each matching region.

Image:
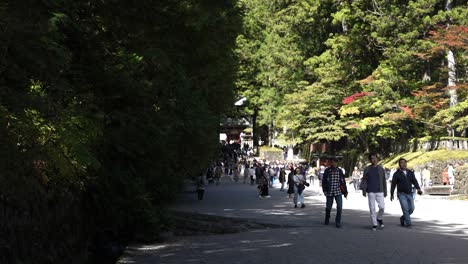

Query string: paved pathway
[118,178,468,264]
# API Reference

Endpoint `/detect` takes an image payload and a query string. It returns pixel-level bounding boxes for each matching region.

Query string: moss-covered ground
[381,150,468,169]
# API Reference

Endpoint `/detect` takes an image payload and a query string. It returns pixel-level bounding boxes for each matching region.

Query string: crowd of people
[196,144,463,231]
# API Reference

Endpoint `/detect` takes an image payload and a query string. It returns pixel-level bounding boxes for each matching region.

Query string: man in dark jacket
[390,158,423,227]
[322,157,348,228]
[362,153,387,231]
[255,163,263,185]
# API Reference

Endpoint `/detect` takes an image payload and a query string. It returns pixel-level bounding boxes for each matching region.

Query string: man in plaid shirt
[322,157,348,228]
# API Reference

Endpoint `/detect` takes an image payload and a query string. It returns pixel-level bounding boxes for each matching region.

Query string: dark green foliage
[0,0,240,263]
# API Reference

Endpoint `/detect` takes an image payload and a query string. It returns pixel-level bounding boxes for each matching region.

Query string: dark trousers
[260,184,269,196]
[197,189,205,200]
[325,195,343,224]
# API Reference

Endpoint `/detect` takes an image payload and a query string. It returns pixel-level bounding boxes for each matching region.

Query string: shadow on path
[118,182,468,264]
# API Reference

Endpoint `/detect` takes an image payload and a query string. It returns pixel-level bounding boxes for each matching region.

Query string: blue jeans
[294,187,304,205]
[326,195,343,224]
[398,193,415,226]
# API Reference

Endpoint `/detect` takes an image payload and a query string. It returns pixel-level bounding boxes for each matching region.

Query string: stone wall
[259,150,283,161]
[418,139,468,151]
[414,160,468,194]
[453,164,468,195]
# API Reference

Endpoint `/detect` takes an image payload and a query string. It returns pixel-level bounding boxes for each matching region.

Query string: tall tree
[0,1,241,262]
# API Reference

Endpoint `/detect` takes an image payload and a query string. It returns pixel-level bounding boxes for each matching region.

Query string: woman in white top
[293,167,307,208]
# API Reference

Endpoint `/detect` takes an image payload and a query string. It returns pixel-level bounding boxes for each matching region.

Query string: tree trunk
[446,0,457,107]
[447,49,457,106]
[342,18,348,33]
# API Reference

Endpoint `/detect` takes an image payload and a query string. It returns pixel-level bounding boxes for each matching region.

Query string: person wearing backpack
[322,157,348,228]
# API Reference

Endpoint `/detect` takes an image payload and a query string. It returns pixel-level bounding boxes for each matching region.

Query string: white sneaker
[378,220,384,228]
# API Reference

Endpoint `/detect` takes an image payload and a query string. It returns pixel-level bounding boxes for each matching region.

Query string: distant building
[219,97,253,146]
[220,117,252,146]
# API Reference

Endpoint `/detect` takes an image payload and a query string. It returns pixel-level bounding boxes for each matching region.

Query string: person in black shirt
[390,158,423,227]
[287,166,295,198]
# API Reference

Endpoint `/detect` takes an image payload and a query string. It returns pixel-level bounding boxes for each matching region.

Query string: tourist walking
[243,161,250,184]
[390,158,423,227]
[214,162,223,185]
[322,157,348,228]
[448,164,455,186]
[255,163,263,185]
[279,168,286,191]
[293,168,308,208]
[351,166,361,192]
[249,165,255,185]
[318,165,325,194]
[442,167,449,185]
[233,165,239,182]
[258,165,270,198]
[309,167,317,185]
[269,166,276,187]
[196,173,205,200]
[287,166,295,198]
[206,166,214,184]
[361,153,387,231]
[422,166,431,188]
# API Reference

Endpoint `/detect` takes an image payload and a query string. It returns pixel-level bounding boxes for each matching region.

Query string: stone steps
[424,185,452,195]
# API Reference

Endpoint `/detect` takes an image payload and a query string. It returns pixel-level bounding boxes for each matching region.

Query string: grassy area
[449,195,468,201]
[258,146,283,152]
[381,150,468,169]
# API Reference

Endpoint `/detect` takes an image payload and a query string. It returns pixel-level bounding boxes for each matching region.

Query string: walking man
[322,157,348,228]
[362,153,387,231]
[255,163,263,185]
[390,158,423,227]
